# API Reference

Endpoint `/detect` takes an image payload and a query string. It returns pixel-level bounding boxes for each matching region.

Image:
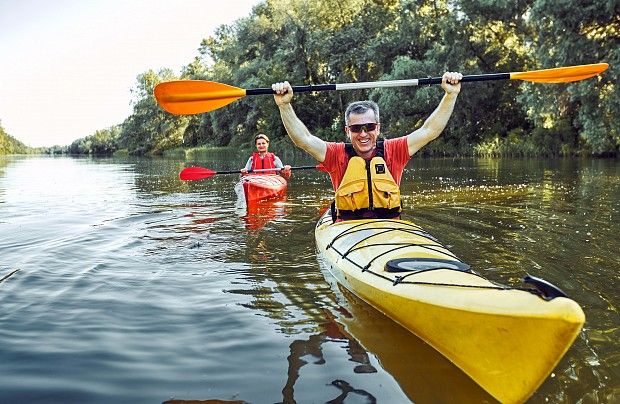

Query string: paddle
[179,165,319,181]
[154,63,608,115]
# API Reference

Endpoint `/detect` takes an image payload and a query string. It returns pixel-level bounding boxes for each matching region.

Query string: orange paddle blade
[154,81,246,115]
[510,63,608,83]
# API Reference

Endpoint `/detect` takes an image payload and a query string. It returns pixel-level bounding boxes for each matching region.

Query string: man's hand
[441,72,463,95]
[272,81,294,106]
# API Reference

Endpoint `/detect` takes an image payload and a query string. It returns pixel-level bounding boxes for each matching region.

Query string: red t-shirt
[320,137,411,190]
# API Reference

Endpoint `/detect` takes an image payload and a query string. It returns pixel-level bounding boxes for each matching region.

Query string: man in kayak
[271,71,462,220]
[241,133,292,179]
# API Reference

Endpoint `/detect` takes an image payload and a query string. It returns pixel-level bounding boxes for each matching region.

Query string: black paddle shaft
[214,165,317,175]
[243,74,511,95]
[418,73,510,85]
[246,84,336,95]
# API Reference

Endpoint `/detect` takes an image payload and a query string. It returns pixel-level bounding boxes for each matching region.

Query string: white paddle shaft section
[336,79,420,90]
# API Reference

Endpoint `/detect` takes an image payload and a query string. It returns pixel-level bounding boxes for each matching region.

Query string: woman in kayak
[271,71,462,220]
[241,133,292,179]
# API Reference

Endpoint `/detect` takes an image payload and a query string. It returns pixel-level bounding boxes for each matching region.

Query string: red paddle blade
[179,167,217,181]
[154,80,246,115]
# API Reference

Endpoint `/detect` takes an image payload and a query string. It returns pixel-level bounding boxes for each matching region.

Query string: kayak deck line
[315,213,585,403]
[321,217,549,296]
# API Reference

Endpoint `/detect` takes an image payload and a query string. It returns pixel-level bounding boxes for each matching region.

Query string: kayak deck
[315,213,585,404]
[235,174,287,205]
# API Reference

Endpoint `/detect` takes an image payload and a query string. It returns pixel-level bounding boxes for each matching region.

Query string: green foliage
[474,123,579,157]
[525,0,619,155]
[70,0,617,157]
[117,69,190,155]
[68,125,121,155]
[0,120,30,155]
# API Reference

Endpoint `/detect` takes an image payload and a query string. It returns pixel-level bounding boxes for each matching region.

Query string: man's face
[346,110,380,157]
[256,139,269,153]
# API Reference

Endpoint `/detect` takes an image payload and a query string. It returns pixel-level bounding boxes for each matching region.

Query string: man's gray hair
[344,101,380,126]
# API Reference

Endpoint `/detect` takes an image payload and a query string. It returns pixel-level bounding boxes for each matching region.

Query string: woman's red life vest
[251,152,277,173]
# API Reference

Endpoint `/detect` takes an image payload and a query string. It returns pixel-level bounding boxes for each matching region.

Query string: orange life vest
[334,142,402,220]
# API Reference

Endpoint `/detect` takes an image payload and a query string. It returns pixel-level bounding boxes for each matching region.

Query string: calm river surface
[1,153,618,403]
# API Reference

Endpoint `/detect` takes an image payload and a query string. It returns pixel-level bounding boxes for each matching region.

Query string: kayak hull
[315,213,584,404]
[237,174,287,205]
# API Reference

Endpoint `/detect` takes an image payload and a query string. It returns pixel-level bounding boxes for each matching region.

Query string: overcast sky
[0,0,259,147]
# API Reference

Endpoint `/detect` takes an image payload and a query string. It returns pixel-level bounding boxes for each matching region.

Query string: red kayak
[236,174,287,205]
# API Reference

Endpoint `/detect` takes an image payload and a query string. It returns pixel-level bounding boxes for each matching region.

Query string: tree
[68,125,121,155]
[103,0,616,156]
[0,120,30,155]
[524,0,619,155]
[118,69,190,155]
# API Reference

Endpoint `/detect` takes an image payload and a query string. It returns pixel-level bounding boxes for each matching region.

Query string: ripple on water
[1,156,618,402]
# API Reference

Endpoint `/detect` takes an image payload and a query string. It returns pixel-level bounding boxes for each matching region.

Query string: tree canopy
[74,0,620,157]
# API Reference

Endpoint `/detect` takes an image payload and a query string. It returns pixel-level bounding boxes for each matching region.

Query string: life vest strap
[338,207,401,220]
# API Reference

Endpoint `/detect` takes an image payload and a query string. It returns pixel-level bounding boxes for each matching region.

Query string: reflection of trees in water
[225,216,331,329]
[0,156,9,203]
[333,287,497,403]
[64,156,615,401]
[127,156,497,402]
[122,154,246,196]
[281,308,377,404]
[164,399,245,404]
[222,203,383,402]
[0,155,10,171]
[326,380,376,404]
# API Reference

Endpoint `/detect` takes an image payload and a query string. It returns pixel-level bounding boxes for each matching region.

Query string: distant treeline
[0,120,31,155]
[67,0,618,157]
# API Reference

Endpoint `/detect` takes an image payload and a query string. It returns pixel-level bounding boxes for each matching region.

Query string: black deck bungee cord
[321,218,543,295]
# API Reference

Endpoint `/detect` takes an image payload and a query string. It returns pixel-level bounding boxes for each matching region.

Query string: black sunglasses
[348,123,378,133]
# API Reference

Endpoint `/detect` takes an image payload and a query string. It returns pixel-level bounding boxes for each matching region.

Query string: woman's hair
[254,134,269,143]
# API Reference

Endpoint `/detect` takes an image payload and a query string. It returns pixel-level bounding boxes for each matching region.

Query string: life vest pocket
[335,179,366,211]
[372,179,401,209]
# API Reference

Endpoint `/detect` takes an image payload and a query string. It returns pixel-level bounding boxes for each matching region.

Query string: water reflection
[333,286,498,403]
[276,285,498,403]
[164,400,244,404]
[280,307,378,403]
[1,155,617,402]
[125,155,620,401]
[235,196,290,231]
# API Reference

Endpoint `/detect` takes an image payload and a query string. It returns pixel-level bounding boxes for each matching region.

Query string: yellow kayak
[315,213,585,403]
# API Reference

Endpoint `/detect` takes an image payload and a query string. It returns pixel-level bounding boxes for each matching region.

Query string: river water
[1,153,618,403]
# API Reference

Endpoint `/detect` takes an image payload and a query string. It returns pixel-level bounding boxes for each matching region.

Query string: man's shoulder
[383,136,411,165]
[326,141,346,153]
[384,136,408,144]
[323,142,347,168]
[383,136,408,150]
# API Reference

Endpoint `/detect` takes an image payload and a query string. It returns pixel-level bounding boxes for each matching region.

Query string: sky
[0,0,260,147]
